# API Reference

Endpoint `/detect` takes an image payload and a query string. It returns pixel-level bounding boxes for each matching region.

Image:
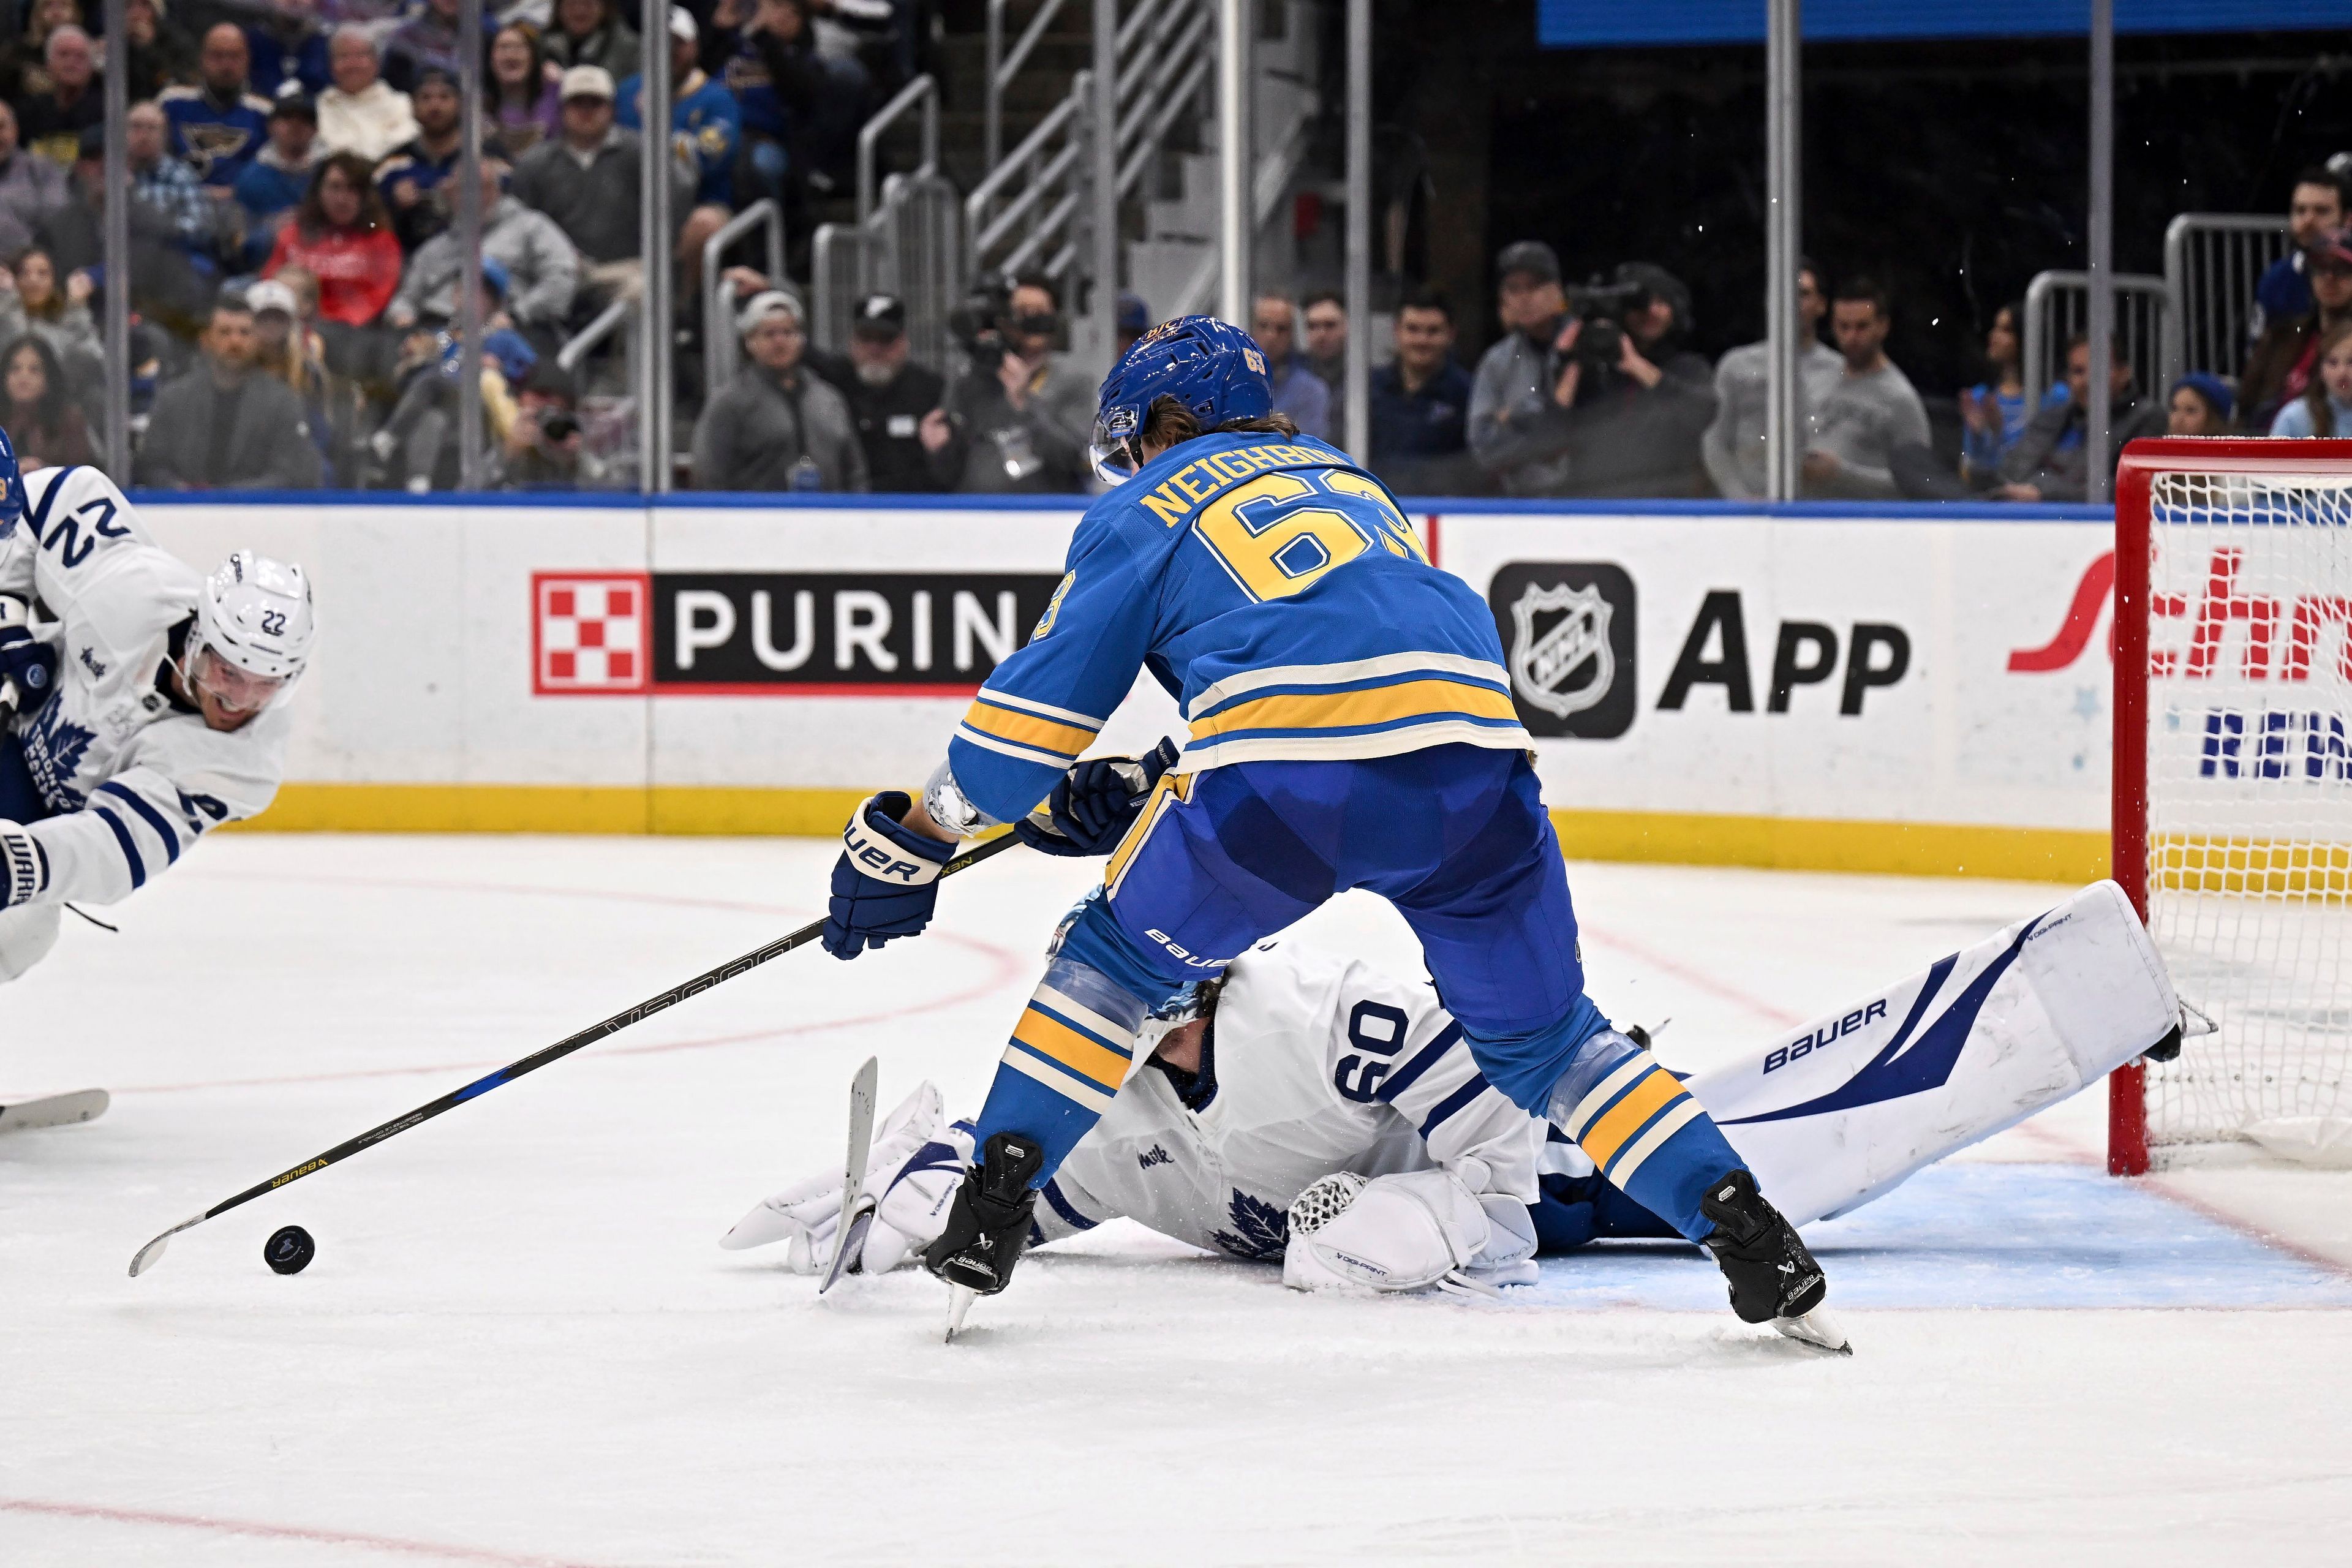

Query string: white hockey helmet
[195,550,315,682]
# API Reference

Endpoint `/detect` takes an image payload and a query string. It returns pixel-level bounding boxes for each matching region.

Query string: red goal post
[2111,436,2352,1175]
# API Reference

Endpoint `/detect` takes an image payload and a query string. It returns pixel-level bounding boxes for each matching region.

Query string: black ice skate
[1698,1168,1850,1354]
[925,1132,1044,1339]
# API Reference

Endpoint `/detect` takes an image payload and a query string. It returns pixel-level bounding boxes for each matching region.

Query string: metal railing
[986,0,1076,173]
[2024,269,2171,410]
[967,70,1095,284]
[2162,213,2296,388]
[699,198,787,396]
[557,296,635,374]
[801,76,962,373]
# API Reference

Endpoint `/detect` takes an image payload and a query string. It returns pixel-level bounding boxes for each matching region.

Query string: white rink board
[130,496,2113,839]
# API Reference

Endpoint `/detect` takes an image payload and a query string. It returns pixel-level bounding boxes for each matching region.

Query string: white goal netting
[2140,467,2352,1156]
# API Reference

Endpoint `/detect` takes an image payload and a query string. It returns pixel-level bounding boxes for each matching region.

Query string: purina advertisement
[134,496,2119,878]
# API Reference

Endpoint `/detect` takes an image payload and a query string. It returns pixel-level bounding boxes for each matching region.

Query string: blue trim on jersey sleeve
[1374,1021,1464,1105]
[97,783,182,865]
[90,804,146,889]
[1416,1072,1495,1140]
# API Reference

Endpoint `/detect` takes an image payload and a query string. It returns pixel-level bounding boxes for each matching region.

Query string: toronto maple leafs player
[818,317,1840,1346]
[732,879,2181,1296]
[0,437,314,982]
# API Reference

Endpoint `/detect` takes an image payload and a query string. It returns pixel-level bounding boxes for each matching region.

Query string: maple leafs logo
[1209,1189,1289,1261]
[21,710,96,810]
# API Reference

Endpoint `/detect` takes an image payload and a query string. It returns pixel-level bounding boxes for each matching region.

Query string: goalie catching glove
[1016,737,1182,858]
[1283,1167,1540,1295]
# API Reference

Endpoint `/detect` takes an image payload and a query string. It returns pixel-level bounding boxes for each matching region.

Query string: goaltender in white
[0,440,313,982]
[727,879,2182,1295]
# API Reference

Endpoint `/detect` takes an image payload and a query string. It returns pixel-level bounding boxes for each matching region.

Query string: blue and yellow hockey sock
[1544,1030,1744,1242]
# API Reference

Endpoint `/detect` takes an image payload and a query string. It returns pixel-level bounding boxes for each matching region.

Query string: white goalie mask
[178,549,316,723]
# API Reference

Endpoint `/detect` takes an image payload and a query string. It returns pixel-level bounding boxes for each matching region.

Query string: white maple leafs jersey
[0,466,291,905]
[1021,940,1545,1259]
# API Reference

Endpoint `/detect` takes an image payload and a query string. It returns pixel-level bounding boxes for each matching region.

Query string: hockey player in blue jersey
[821,317,1841,1346]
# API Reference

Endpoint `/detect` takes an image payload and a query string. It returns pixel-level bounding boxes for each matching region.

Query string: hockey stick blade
[0,1088,109,1135]
[128,832,1023,1278]
[818,1057,879,1294]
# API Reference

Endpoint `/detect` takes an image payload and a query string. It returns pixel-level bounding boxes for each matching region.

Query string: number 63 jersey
[0,466,290,905]
[943,432,1532,824]
[1030,939,1545,1258]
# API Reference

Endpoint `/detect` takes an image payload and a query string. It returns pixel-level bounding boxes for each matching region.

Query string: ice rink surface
[8,835,2352,1566]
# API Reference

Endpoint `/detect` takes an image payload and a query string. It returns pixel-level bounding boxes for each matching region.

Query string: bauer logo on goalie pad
[1490,563,1637,739]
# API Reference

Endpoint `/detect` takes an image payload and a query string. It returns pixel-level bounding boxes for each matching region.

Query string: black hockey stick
[129,832,1023,1277]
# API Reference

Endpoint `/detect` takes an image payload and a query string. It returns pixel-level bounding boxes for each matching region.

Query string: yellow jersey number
[1193,467,1430,603]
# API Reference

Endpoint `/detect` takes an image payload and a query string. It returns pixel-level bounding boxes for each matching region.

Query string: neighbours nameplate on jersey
[530,570,1066,694]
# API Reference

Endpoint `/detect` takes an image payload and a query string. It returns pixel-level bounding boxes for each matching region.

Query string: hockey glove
[823,791,957,959]
[0,820,47,910]
[0,598,57,722]
[1016,736,1181,858]
[922,1130,1044,1295]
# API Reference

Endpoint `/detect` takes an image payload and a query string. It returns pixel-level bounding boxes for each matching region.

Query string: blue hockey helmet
[1090,314,1273,483]
[0,424,24,533]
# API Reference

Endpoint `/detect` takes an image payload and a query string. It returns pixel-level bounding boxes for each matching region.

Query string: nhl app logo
[1487,562,1637,739]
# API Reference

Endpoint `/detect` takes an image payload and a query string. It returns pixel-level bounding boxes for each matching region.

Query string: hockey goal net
[2112,437,2352,1174]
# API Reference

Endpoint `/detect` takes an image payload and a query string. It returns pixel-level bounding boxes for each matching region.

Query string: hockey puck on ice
[264,1225,315,1275]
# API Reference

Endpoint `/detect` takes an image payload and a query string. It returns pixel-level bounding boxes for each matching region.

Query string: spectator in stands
[1302,289,1346,396]
[233,91,322,238]
[693,289,867,492]
[2166,373,2233,436]
[2269,322,2352,439]
[0,333,96,469]
[1115,290,1150,357]
[502,361,608,489]
[0,0,83,107]
[1701,257,1841,500]
[122,0,197,103]
[127,99,233,271]
[1991,334,2162,503]
[39,126,213,337]
[20,25,104,168]
[1956,300,2051,484]
[1801,277,1929,499]
[159,23,273,189]
[806,291,946,493]
[0,246,102,406]
[371,267,537,491]
[2252,168,2347,342]
[246,276,342,482]
[1471,249,1716,497]
[1367,287,1476,496]
[511,66,662,306]
[317,26,418,162]
[922,274,1090,494]
[619,7,738,282]
[137,297,325,489]
[734,0,870,203]
[545,0,643,85]
[388,157,578,334]
[0,103,70,261]
[383,0,463,92]
[490,23,562,158]
[375,68,496,254]
[264,151,403,328]
[2241,227,2352,432]
[1249,293,1331,440]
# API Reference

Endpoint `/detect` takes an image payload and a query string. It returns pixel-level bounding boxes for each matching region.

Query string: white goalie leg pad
[1692,879,2181,1228]
[1282,1169,1491,1294]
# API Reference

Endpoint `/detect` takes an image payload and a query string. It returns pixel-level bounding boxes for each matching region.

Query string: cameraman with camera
[921,274,1093,494]
[1468,243,1717,498]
